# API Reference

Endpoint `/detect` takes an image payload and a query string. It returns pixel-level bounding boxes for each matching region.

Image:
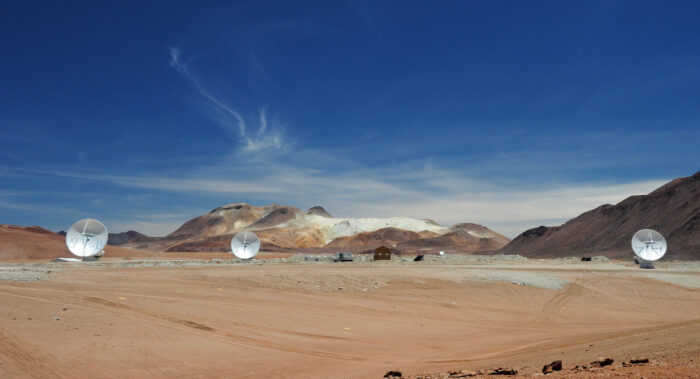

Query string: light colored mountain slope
[167,203,266,238]
[284,214,447,245]
[122,203,507,253]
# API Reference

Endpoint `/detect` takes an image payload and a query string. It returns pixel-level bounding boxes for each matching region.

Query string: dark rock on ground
[591,357,614,367]
[542,360,562,374]
[449,370,479,377]
[624,357,649,365]
[488,367,517,375]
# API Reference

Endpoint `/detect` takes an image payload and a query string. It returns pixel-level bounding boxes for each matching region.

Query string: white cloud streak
[258,105,268,136]
[0,200,80,218]
[2,49,678,237]
[169,47,246,136]
[169,48,290,155]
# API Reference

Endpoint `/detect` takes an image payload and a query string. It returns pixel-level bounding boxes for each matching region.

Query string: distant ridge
[306,206,333,218]
[120,204,509,254]
[499,171,700,260]
[248,206,303,230]
[108,230,147,246]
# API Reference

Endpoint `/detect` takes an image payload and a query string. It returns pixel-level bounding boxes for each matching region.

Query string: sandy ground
[1,257,699,378]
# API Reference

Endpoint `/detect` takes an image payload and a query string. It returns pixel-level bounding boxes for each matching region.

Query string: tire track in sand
[0,290,366,362]
[0,326,78,378]
[83,296,368,362]
[541,282,584,318]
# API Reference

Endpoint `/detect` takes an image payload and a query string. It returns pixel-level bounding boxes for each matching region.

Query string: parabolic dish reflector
[231,231,260,259]
[631,229,666,262]
[65,218,108,258]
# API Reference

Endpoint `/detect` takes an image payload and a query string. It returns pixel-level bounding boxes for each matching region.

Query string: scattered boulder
[591,357,614,367]
[542,360,562,374]
[450,370,479,378]
[623,357,649,365]
[488,367,517,375]
[384,370,402,378]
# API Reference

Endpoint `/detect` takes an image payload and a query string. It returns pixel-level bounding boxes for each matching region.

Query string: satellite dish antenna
[631,229,667,269]
[231,231,260,259]
[65,218,108,260]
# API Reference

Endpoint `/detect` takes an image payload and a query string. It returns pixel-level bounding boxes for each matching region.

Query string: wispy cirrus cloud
[169,47,246,136]
[9,165,668,238]
[2,50,683,237]
[169,47,290,155]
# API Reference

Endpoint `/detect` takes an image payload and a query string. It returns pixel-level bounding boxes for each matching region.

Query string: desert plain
[1,253,699,378]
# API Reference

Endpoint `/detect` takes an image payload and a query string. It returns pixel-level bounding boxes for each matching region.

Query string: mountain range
[3,171,698,260]
[117,204,510,254]
[499,170,700,260]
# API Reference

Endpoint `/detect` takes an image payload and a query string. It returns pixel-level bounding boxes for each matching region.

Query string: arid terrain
[1,255,699,378]
[1,170,698,377]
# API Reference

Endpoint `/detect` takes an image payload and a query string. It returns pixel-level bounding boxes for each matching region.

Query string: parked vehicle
[333,252,354,262]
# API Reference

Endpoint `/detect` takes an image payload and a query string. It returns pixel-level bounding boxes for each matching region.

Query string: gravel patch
[461,270,569,290]
[0,267,54,282]
[637,272,700,289]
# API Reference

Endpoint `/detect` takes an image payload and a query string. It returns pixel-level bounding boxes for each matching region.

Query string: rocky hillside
[399,223,511,253]
[499,171,700,260]
[0,225,70,260]
[122,204,509,254]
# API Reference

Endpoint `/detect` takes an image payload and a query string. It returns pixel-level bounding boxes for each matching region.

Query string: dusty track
[1,260,699,378]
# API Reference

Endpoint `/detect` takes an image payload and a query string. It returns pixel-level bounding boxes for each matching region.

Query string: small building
[374,246,391,260]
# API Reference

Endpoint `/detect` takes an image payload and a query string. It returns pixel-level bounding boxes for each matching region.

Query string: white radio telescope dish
[231,231,260,259]
[631,229,666,269]
[66,218,108,258]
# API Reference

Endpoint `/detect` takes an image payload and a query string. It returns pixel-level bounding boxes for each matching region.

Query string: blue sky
[1,1,698,237]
